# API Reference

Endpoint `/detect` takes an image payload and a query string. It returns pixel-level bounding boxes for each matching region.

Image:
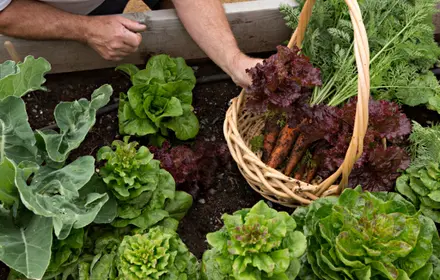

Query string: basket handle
[286,0,370,195]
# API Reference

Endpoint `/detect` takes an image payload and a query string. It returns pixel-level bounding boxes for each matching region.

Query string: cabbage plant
[293,187,440,280]
[117,226,199,279]
[202,200,307,279]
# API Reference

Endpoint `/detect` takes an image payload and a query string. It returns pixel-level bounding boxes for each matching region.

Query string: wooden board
[434,3,440,35]
[0,0,295,73]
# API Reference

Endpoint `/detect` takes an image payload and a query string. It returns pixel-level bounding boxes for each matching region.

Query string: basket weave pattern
[223,0,370,207]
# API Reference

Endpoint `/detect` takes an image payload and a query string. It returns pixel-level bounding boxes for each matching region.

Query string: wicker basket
[223,0,370,207]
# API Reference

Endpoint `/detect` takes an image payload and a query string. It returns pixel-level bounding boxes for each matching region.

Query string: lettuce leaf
[397,122,440,223]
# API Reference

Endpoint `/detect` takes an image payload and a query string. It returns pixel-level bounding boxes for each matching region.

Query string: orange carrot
[305,161,318,183]
[284,133,311,176]
[294,163,306,180]
[262,119,281,163]
[267,124,299,169]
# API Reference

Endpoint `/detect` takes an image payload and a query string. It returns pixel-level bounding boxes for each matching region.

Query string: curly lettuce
[293,187,440,280]
[117,226,199,280]
[202,200,307,280]
[97,136,193,231]
[117,54,199,144]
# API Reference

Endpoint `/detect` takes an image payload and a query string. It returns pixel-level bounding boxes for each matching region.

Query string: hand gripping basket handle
[288,0,370,195]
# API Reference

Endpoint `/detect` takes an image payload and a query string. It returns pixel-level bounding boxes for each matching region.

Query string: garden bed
[2,1,440,279]
[0,60,282,280]
[1,57,439,279]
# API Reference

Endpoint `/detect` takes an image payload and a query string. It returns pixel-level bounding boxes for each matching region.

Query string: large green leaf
[0,212,53,279]
[0,96,37,164]
[0,157,18,209]
[164,104,200,140]
[85,175,118,225]
[36,84,112,162]
[0,56,51,99]
[118,93,157,136]
[15,156,109,239]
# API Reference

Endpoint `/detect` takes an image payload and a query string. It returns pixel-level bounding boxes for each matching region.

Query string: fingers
[119,17,147,33]
[122,31,142,49]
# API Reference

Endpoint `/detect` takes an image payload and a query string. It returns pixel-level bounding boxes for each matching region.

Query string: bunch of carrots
[262,118,322,182]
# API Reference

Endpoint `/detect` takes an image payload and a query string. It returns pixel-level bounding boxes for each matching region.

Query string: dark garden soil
[1,57,440,279]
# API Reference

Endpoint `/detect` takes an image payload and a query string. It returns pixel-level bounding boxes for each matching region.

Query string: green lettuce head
[293,186,440,280]
[202,200,307,280]
[117,226,199,280]
[117,54,199,144]
[97,136,193,231]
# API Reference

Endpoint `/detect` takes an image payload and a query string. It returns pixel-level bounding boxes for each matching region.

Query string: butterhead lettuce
[293,187,440,280]
[117,54,199,144]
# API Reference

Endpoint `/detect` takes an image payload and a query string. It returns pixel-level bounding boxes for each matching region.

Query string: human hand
[226,52,263,88]
[84,15,146,61]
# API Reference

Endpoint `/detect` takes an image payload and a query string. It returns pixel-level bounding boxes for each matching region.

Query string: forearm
[172,0,243,75]
[0,0,88,42]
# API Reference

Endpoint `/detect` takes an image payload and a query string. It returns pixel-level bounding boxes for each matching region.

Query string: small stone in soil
[198,198,206,204]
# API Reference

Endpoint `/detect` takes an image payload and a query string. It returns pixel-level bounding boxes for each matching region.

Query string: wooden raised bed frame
[0,0,294,73]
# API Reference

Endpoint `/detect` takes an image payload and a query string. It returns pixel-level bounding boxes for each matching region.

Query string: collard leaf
[0,212,53,279]
[0,157,18,210]
[0,60,18,79]
[85,175,118,224]
[0,97,37,164]
[0,56,51,99]
[36,84,112,162]
[15,156,109,239]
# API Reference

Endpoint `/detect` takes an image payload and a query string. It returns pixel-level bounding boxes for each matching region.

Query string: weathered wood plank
[434,4,440,35]
[0,0,295,73]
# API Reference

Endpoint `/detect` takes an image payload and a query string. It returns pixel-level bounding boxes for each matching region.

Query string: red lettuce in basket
[245,45,322,113]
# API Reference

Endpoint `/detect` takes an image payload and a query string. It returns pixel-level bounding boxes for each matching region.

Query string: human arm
[0,0,147,60]
[172,0,261,87]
